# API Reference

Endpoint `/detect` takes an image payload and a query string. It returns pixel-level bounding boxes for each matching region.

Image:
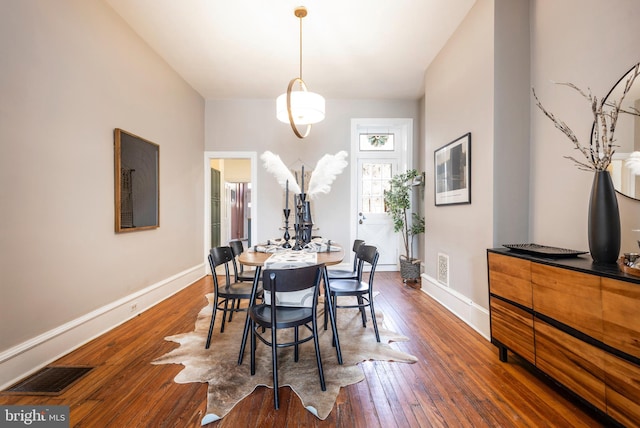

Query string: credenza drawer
[602,277,640,359]
[490,297,534,364]
[532,263,603,341]
[605,352,640,427]
[534,318,606,411]
[488,252,532,308]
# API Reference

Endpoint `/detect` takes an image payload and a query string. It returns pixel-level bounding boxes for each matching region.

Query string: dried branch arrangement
[532,63,640,171]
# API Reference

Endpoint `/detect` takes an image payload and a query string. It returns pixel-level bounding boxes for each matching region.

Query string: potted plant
[383,169,425,283]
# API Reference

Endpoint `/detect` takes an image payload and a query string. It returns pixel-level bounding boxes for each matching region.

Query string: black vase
[588,170,620,263]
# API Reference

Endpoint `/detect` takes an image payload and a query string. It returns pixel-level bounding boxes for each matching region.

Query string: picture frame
[434,132,471,206]
[114,128,160,232]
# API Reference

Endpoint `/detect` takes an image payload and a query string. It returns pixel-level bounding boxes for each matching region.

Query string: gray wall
[0,1,204,351]
[493,0,530,246]
[530,0,640,253]
[423,0,496,308]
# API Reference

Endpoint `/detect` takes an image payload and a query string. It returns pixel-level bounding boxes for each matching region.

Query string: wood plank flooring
[1,272,606,427]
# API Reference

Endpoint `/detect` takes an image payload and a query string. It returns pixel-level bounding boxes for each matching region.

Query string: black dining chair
[327,239,365,280]
[325,244,380,342]
[206,246,262,349]
[229,240,258,283]
[249,264,326,409]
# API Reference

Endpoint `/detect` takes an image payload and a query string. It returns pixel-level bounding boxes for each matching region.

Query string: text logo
[1,406,69,427]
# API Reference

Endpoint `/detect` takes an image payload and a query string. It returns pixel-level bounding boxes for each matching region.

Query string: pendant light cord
[299,14,303,86]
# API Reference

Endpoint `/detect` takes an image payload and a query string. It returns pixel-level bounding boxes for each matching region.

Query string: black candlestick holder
[282,208,291,248]
[297,193,313,245]
[292,224,302,250]
[292,194,305,250]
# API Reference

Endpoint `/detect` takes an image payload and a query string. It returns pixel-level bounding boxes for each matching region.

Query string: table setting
[253,237,342,254]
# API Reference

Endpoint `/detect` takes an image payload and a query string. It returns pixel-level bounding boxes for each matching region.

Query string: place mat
[253,243,287,253]
[264,250,317,269]
[304,240,341,252]
[254,238,341,253]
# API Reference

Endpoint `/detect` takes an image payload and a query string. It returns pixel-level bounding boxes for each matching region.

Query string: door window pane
[361,162,392,213]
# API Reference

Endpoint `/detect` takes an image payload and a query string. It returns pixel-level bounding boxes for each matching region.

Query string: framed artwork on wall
[434,132,471,206]
[114,128,159,232]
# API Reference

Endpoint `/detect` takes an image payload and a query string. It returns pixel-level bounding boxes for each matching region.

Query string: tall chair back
[326,244,381,342]
[209,246,236,288]
[327,239,365,280]
[351,239,366,272]
[205,246,260,349]
[356,244,379,285]
[262,266,322,308]
[229,240,256,282]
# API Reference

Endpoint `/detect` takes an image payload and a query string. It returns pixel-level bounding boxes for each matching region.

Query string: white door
[356,158,398,268]
[351,119,412,271]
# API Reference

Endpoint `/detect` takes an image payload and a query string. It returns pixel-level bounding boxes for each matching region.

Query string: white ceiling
[105,0,476,100]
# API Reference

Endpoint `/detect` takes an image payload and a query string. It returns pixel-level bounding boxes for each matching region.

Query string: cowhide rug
[152,294,417,425]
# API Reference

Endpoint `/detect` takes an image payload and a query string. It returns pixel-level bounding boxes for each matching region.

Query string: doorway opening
[204,152,258,269]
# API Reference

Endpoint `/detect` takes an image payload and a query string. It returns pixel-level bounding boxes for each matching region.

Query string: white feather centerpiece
[261,150,349,197]
[261,151,302,193]
[262,150,349,247]
[307,151,349,199]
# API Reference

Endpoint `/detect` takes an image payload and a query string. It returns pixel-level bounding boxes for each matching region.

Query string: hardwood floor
[1,272,605,427]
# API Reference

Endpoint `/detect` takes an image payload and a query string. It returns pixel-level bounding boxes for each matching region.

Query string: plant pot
[399,255,421,282]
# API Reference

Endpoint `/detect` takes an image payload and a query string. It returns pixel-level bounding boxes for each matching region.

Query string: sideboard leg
[498,346,508,362]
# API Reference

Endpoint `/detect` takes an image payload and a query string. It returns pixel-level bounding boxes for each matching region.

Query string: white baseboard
[0,264,207,390]
[420,273,491,341]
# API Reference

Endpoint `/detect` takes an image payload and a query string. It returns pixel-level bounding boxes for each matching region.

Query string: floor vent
[437,253,449,286]
[3,366,93,395]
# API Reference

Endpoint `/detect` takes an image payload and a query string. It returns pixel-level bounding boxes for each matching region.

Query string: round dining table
[237,246,345,365]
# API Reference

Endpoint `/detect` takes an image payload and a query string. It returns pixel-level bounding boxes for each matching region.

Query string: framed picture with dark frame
[114,128,159,232]
[434,132,471,206]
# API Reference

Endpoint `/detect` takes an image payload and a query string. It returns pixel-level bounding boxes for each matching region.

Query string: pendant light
[276,6,325,139]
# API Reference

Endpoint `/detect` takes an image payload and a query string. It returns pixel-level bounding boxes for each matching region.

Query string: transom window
[359,134,395,151]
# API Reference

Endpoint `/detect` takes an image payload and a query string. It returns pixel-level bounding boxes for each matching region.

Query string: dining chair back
[325,244,380,342]
[206,246,262,349]
[229,240,257,282]
[249,264,326,409]
[327,239,365,280]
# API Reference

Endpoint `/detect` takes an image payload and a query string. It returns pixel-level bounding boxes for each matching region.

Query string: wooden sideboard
[487,249,640,427]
